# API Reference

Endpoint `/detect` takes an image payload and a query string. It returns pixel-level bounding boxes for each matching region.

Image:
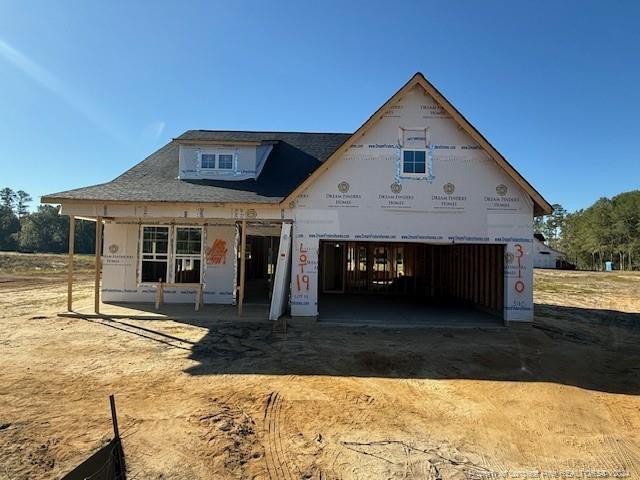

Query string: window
[139,225,204,284]
[402,149,426,175]
[218,154,233,170]
[201,153,216,169]
[199,152,233,170]
[174,227,203,283]
[141,226,169,283]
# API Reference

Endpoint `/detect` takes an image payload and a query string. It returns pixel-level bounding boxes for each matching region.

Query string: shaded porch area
[61,298,271,323]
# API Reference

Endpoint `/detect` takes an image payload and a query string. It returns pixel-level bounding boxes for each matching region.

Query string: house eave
[40,196,283,209]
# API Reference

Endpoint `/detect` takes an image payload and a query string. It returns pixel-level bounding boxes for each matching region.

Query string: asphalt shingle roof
[42,130,352,204]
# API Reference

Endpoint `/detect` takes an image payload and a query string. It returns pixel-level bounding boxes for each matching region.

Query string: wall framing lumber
[94,216,102,314]
[238,219,247,316]
[67,215,75,312]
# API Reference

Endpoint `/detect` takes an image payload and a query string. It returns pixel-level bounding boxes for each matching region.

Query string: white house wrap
[43,73,552,324]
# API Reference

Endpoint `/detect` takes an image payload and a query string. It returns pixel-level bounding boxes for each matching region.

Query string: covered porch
[63,214,289,321]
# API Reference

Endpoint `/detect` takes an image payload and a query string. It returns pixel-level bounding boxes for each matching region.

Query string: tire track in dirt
[326,391,376,477]
[402,378,448,419]
[263,391,295,480]
[340,439,492,479]
[605,435,640,478]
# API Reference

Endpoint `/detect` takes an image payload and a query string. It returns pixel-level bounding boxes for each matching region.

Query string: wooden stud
[476,245,482,306]
[448,246,453,297]
[475,245,479,305]
[470,245,474,302]
[474,245,480,305]
[195,285,202,312]
[463,246,468,301]
[429,245,434,297]
[483,246,487,306]
[468,245,472,302]
[473,245,480,304]
[460,245,464,301]
[238,219,247,316]
[496,245,506,315]
[94,216,102,314]
[456,245,461,299]
[481,246,486,308]
[450,245,462,298]
[155,280,163,310]
[468,245,472,303]
[480,246,485,307]
[449,245,454,299]
[485,246,491,308]
[478,245,482,306]
[490,246,497,311]
[67,215,75,312]
[465,245,469,301]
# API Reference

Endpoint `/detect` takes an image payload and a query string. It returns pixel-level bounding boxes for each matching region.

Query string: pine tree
[0,187,16,210]
[15,190,32,217]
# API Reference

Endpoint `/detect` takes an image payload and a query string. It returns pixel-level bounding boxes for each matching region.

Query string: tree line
[0,187,95,253]
[535,190,640,271]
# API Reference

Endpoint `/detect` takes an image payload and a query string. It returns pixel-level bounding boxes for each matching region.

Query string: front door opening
[240,235,280,304]
[322,242,346,293]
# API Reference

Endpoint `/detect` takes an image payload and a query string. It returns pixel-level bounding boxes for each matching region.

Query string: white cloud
[151,120,165,141]
[0,37,125,142]
[140,120,166,145]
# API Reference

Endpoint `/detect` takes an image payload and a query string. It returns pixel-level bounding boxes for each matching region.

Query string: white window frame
[200,153,216,169]
[400,148,428,177]
[217,153,233,170]
[139,225,172,284]
[198,150,235,172]
[138,224,205,285]
[172,225,205,284]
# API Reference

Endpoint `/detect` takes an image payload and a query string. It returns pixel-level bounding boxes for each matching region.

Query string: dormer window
[199,151,234,171]
[218,154,233,170]
[201,154,216,169]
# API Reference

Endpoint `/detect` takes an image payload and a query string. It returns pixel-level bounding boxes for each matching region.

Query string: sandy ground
[1,268,640,479]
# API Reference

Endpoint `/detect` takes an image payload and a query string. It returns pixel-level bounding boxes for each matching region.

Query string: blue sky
[0,0,638,212]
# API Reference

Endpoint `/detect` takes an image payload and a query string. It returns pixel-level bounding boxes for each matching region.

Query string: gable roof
[282,72,553,216]
[533,235,565,256]
[41,131,351,205]
[42,73,552,215]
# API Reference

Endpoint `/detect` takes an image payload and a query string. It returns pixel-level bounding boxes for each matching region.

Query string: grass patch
[0,252,94,276]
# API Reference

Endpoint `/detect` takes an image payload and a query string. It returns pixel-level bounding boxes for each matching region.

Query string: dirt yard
[1,256,640,479]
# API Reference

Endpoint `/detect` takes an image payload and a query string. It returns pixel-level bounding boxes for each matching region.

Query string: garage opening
[318,241,504,326]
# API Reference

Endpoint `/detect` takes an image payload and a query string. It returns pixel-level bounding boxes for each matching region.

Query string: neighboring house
[42,72,552,323]
[532,233,568,269]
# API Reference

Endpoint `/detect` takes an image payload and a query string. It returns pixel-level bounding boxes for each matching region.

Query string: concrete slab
[318,294,504,328]
[61,298,271,323]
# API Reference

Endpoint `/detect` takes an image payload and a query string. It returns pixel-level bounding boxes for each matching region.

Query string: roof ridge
[182,129,352,135]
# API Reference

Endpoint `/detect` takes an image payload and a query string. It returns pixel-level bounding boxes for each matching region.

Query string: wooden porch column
[238,219,247,316]
[94,216,103,314]
[67,215,75,311]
